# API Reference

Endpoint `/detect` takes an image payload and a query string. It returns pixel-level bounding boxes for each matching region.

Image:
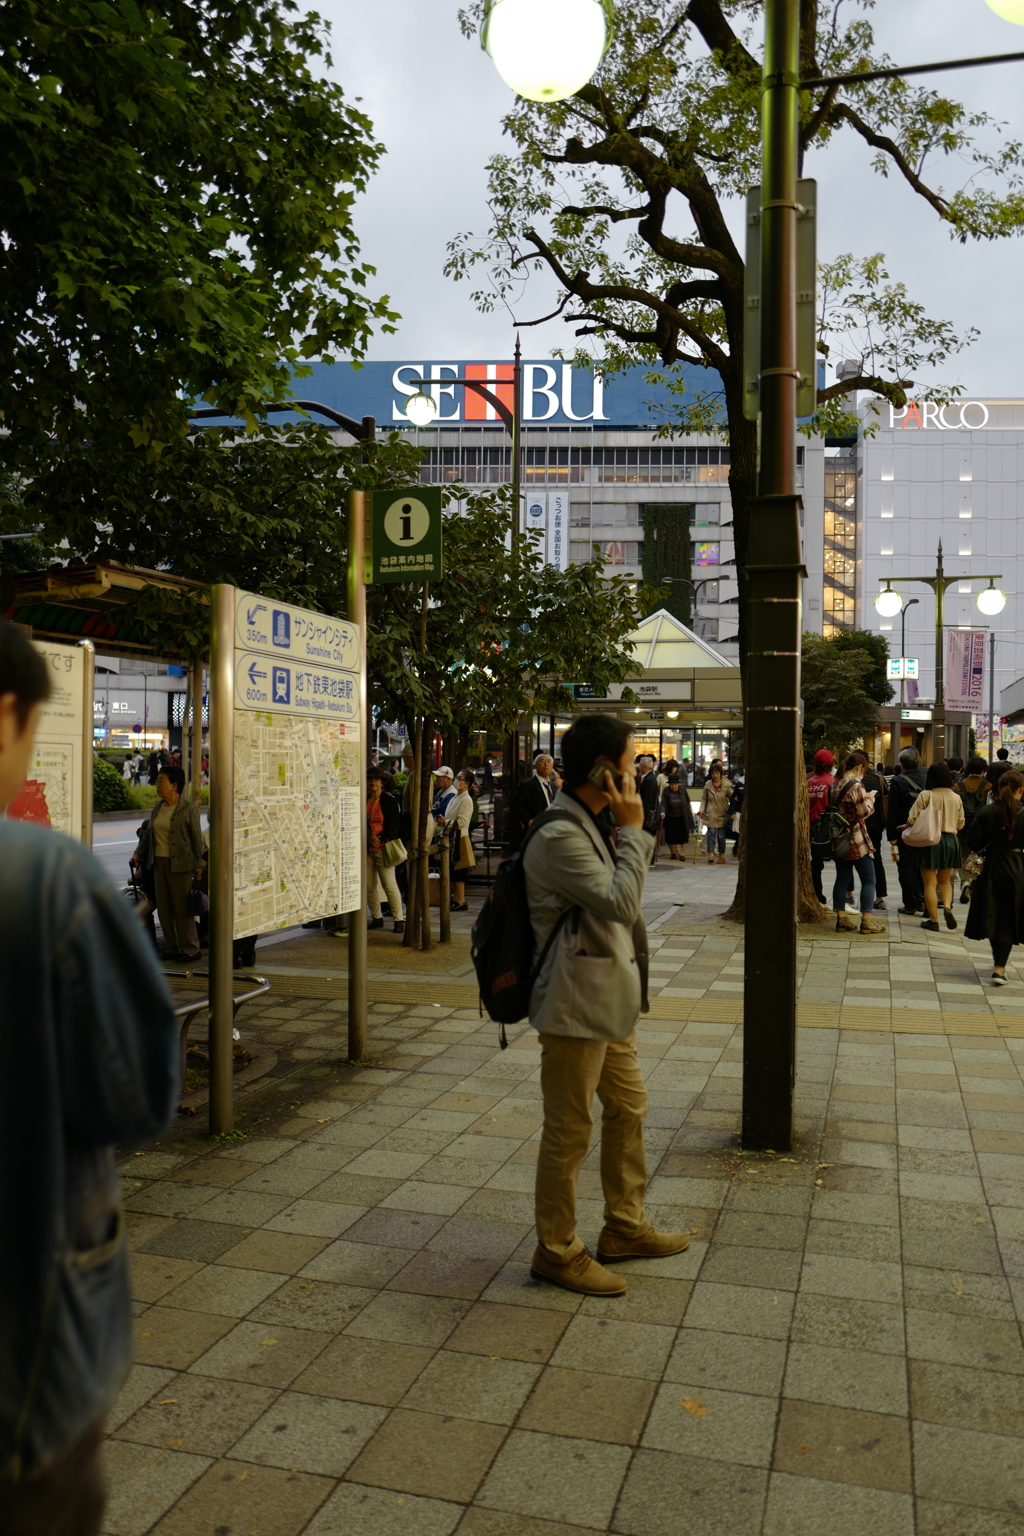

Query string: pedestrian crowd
[807,740,1024,985]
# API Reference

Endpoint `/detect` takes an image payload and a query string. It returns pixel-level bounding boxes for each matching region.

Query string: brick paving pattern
[103,860,1024,1534]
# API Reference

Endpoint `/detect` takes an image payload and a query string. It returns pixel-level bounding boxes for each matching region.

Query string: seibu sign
[391,362,607,423]
[888,400,990,430]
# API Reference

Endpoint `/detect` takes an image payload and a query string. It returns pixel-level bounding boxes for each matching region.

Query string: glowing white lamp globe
[985,0,1024,23]
[874,587,903,618]
[977,584,1007,616]
[482,0,612,103]
[405,389,439,427]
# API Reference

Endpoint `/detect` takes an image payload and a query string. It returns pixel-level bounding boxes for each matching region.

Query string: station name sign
[887,401,990,431]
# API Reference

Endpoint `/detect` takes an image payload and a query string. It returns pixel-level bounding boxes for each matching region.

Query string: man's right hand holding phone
[603,763,643,829]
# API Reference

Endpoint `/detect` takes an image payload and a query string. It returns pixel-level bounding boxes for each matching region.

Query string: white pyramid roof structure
[625,609,733,672]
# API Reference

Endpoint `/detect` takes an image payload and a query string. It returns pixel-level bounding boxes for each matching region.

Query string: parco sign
[888,401,990,430]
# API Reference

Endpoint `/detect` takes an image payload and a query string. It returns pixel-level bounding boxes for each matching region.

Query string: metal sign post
[348,488,368,1063]
[209,584,236,1134]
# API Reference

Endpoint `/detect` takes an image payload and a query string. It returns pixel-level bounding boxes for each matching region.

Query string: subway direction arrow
[247,661,267,683]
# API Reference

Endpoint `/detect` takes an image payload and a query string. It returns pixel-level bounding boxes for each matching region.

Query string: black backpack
[471,808,578,1044]
[820,781,856,859]
[958,781,988,832]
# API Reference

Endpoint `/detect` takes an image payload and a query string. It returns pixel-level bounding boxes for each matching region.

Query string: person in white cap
[431,766,456,823]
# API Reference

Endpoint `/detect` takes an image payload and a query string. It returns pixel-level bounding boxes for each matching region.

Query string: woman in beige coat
[901,761,965,932]
[698,765,733,864]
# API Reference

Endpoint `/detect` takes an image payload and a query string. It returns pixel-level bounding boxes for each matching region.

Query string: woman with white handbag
[366,768,405,933]
[899,761,965,932]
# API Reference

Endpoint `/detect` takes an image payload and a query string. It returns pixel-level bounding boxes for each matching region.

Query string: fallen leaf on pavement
[952,1272,965,1297]
[159,1400,177,1406]
[680,1396,708,1418]
[797,1445,811,1455]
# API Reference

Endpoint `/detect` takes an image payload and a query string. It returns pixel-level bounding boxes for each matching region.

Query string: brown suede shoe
[596,1228,690,1263]
[530,1245,627,1296]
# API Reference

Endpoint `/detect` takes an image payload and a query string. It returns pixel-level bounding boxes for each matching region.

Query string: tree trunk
[402,716,421,949]
[723,759,827,924]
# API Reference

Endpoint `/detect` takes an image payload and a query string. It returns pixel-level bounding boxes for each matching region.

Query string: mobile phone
[587,759,623,792]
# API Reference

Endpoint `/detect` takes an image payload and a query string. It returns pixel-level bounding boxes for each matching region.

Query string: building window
[823,459,857,635]
[693,541,720,567]
[694,617,720,641]
[569,505,591,527]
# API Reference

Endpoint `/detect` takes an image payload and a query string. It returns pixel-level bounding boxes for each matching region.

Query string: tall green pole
[741,0,802,1150]
[933,542,946,765]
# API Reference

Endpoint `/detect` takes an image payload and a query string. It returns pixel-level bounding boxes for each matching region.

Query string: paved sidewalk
[108,923,1024,1535]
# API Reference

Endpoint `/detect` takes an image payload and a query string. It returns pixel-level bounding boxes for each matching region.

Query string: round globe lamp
[405,389,440,427]
[984,0,1024,22]
[874,587,903,618]
[482,0,613,102]
[976,584,1007,616]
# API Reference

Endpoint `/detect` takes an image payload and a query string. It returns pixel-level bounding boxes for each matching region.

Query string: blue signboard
[201,359,724,431]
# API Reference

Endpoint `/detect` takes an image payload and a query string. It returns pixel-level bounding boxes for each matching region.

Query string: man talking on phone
[523,713,689,1296]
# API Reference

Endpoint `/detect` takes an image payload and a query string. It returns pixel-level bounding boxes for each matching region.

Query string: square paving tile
[345,1290,470,1348]
[517,1365,655,1445]
[905,1307,1024,1374]
[682,1281,796,1340]
[548,1313,675,1380]
[101,1441,212,1535]
[799,1252,903,1306]
[137,1220,247,1264]
[345,1407,506,1503]
[913,1420,1024,1510]
[134,1308,235,1371]
[146,1459,333,1536]
[385,1250,504,1302]
[159,1264,284,1318]
[232,1162,333,1198]
[444,1301,571,1363]
[291,1335,435,1407]
[190,1189,292,1228]
[380,1180,476,1216]
[790,1294,906,1355]
[303,1482,462,1536]
[774,1399,912,1493]
[700,1243,802,1292]
[913,1496,1024,1536]
[228,1391,387,1477]
[614,1446,767,1536]
[578,1274,692,1327]
[107,1365,177,1432]
[762,1471,914,1536]
[304,1239,416,1290]
[663,1327,787,1397]
[454,1511,606,1536]
[642,1380,777,1466]
[214,1230,329,1275]
[113,1374,277,1456]
[475,1427,631,1529]
[910,1358,1024,1438]
[343,1207,447,1249]
[784,1341,908,1415]
[165,1158,264,1188]
[130,1254,204,1305]
[400,1348,539,1425]
[188,1319,332,1388]
[249,1277,376,1334]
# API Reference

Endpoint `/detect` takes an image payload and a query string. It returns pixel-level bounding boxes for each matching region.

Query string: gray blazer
[522,790,651,1041]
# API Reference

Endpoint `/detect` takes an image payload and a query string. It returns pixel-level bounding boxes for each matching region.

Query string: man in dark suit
[636,756,661,865]
[513,753,556,832]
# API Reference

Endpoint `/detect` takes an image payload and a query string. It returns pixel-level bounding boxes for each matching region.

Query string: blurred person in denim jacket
[0,621,178,1535]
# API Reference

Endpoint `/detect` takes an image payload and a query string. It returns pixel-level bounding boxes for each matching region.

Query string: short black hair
[561,714,634,789]
[966,756,987,775]
[159,765,186,793]
[997,747,1009,760]
[0,620,51,728]
[926,761,952,790]
[945,755,963,773]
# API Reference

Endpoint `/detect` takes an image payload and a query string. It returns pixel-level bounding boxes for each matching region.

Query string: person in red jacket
[808,748,835,905]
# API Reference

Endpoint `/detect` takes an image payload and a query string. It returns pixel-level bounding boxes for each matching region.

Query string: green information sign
[371,487,443,583]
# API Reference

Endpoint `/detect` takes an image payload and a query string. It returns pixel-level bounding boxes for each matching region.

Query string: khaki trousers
[153,857,199,957]
[367,854,404,921]
[535,1030,651,1264]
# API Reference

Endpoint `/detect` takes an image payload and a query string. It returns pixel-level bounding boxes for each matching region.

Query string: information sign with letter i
[372,488,443,583]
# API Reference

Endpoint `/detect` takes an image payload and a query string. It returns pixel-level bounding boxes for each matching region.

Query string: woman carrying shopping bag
[366,768,405,933]
[899,761,965,933]
[447,769,477,912]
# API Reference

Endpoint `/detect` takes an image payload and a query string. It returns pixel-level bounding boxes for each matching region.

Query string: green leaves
[801,631,885,757]
[0,0,398,470]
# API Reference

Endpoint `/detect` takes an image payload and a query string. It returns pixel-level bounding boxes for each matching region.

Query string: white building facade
[853,396,1023,755]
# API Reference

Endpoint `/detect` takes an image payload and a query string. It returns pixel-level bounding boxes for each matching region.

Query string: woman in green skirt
[899,761,965,932]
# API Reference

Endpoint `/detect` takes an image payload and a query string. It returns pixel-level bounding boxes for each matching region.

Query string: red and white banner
[946,629,986,712]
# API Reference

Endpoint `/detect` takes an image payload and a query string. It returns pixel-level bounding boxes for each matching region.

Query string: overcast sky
[319,0,1024,396]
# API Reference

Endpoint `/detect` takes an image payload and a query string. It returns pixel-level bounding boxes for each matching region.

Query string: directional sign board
[372,487,443,583]
[887,657,920,681]
[235,593,359,670]
[234,654,358,720]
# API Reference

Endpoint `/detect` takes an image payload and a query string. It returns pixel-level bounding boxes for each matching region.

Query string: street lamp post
[894,597,921,751]
[875,545,1004,763]
[191,400,375,1065]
